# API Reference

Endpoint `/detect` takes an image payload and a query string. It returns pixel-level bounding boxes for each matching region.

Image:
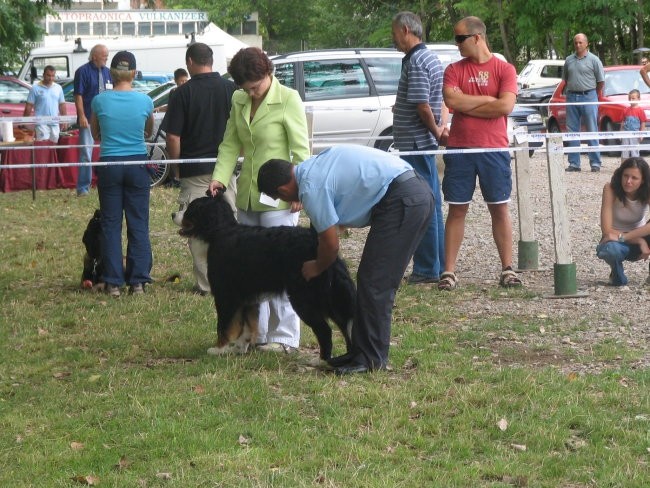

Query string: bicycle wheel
[148,143,170,188]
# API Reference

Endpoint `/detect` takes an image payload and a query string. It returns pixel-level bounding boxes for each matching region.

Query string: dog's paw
[91,282,106,293]
[172,201,188,227]
[206,343,250,356]
[206,346,228,356]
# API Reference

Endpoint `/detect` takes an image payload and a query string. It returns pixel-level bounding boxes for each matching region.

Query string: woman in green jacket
[208,47,310,354]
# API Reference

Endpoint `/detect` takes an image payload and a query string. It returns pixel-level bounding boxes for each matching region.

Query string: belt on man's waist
[379,170,417,204]
[393,170,416,184]
[568,89,595,95]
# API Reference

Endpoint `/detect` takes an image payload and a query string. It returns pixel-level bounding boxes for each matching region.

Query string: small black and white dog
[81,209,104,290]
[179,194,356,361]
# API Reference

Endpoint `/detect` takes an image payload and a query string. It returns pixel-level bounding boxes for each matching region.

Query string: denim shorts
[442,150,512,204]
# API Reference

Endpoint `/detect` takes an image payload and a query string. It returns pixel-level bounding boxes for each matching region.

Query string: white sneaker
[105,284,121,298]
[129,283,145,295]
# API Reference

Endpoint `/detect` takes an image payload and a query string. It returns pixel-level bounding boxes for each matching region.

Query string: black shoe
[191,285,210,296]
[327,352,356,368]
[334,363,371,376]
[407,273,439,284]
[565,166,581,172]
[591,166,601,172]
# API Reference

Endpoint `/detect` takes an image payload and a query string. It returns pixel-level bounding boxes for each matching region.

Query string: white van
[18,37,226,85]
[16,23,247,84]
[517,59,564,89]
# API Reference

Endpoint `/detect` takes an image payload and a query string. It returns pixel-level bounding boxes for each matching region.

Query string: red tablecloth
[56,133,99,189]
[0,141,61,192]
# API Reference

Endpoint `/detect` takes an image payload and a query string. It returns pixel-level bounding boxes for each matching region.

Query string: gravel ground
[331,150,650,375]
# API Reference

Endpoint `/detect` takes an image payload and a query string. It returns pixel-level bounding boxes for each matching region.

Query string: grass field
[1,187,648,487]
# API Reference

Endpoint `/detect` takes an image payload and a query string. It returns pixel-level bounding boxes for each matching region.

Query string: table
[0,141,61,192]
[56,133,100,189]
[0,133,98,193]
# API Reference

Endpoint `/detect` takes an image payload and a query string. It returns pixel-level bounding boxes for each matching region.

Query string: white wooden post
[546,133,579,295]
[513,128,538,270]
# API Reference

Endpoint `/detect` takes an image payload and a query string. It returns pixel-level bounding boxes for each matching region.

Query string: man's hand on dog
[301,260,321,281]
[208,180,225,197]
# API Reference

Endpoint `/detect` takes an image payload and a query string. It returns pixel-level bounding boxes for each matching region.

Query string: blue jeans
[96,155,152,287]
[402,154,445,279]
[596,241,637,285]
[566,90,601,169]
[77,127,94,194]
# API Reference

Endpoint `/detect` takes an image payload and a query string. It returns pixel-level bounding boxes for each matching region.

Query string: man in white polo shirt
[23,65,67,143]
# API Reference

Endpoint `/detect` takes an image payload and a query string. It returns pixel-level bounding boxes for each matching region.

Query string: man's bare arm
[166,133,181,160]
[464,91,516,119]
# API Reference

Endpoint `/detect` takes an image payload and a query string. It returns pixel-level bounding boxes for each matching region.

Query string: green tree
[0,0,71,74]
[164,0,314,53]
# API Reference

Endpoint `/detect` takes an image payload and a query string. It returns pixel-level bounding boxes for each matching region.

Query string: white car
[272,48,403,152]
[517,59,564,90]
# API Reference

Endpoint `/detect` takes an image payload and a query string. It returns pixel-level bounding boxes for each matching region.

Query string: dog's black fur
[179,194,355,360]
[81,209,104,288]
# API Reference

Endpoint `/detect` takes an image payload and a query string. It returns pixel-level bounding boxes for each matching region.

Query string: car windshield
[519,63,535,77]
[604,69,650,96]
[0,79,29,103]
[147,81,175,100]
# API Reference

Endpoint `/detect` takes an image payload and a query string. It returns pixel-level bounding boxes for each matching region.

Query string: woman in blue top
[91,51,154,297]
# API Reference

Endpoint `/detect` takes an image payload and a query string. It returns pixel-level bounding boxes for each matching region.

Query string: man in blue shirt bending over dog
[257,145,434,375]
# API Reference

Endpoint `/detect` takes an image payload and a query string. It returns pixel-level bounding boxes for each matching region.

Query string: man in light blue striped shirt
[392,11,447,284]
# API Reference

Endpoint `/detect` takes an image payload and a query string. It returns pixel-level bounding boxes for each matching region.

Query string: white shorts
[35,124,60,143]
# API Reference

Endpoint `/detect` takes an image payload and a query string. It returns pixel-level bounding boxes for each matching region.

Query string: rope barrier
[1,99,638,125]
[1,113,165,124]
[2,131,650,170]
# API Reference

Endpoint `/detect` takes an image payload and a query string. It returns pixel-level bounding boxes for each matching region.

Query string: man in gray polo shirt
[391,11,447,283]
[563,33,605,172]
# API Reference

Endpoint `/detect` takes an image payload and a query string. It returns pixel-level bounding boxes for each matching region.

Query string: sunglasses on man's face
[455,33,476,44]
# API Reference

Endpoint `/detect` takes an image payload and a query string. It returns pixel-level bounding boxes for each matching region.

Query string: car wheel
[540,97,551,118]
[601,119,620,157]
[374,128,394,152]
[547,119,560,133]
[546,118,568,148]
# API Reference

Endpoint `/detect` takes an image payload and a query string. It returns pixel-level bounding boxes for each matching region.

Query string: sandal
[437,271,458,291]
[499,268,522,288]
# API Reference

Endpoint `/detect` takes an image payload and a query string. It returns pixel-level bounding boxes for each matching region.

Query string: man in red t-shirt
[438,16,521,290]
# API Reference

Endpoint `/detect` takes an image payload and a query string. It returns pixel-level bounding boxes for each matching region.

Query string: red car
[546,65,650,152]
[0,75,76,119]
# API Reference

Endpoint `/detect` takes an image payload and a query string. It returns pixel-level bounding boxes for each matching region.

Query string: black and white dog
[81,209,104,290]
[178,194,355,361]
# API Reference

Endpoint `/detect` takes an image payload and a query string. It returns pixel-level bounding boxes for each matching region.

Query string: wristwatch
[618,233,625,243]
